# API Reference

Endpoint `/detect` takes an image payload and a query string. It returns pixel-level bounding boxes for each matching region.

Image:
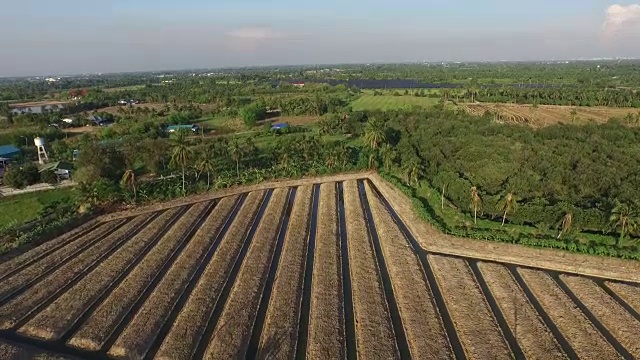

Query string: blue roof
[0,144,20,157]
[271,123,289,130]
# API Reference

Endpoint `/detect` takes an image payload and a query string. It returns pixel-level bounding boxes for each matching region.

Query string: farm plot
[351,94,438,111]
[462,102,639,127]
[2,176,640,359]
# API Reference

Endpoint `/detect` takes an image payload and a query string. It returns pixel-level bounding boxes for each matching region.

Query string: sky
[1,0,640,76]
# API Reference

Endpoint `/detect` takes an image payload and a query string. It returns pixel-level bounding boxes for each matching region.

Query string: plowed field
[1,176,640,359]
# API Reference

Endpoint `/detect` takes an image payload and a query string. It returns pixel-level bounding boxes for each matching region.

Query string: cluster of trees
[356,107,640,244]
[3,163,58,189]
[471,87,640,107]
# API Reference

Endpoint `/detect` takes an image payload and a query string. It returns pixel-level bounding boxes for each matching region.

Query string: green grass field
[351,94,439,111]
[0,188,77,229]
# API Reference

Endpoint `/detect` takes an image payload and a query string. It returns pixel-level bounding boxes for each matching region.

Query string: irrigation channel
[1,179,640,359]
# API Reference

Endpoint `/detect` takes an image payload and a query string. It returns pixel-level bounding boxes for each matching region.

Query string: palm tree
[470,186,482,224]
[530,103,539,122]
[121,169,137,201]
[556,213,573,239]
[380,144,396,171]
[196,146,216,189]
[170,131,192,193]
[570,108,578,123]
[228,138,245,179]
[498,192,516,227]
[364,119,386,150]
[402,160,421,186]
[609,203,639,246]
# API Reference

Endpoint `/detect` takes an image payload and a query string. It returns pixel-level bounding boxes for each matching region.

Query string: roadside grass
[351,95,439,111]
[0,188,78,228]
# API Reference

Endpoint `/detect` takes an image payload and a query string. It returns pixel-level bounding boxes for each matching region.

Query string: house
[270,123,290,134]
[39,161,73,180]
[62,118,74,124]
[292,82,305,88]
[166,124,200,133]
[0,144,21,159]
[88,115,114,127]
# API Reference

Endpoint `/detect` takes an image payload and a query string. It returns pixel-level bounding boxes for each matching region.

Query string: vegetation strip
[357,180,410,359]
[17,210,177,341]
[553,274,633,359]
[0,220,104,283]
[66,203,206,352]
[142,195,244,360]
[152,191,263,359]
[307,182,347,359]
[205,188,289,359]
[468,260,524,358]
[603,282,640,321]
[190,190,272,360]
[0,215,153,331]
[561,275,640,357]
[107,200,226,359]
[364,181,452,359]
[430,255,512,359]
[477,262,566,359]
[366,180,466,360]
[250,186,312,358]
[0,219,127,303]
[517,268,619,359]
[293,184,318,359]
[343,180,399,359]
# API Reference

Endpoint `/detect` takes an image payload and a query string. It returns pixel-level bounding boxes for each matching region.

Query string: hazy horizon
[2,1,640,77]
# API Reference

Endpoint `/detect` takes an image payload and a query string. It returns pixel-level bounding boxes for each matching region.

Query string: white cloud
[602,4,640,40]
[225,27,287,40]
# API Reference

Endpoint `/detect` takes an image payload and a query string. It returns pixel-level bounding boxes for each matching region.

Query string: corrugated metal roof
[0,145,20,157]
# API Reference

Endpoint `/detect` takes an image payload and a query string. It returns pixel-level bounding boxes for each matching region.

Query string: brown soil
[18,210,180,341]
[561,275,640,357]
[154,193,263,359]
[67,205,207,351]
[365,182,452,359]
[478,262,566,359]
[108,200,227,359]
[0,340,75,359]
[430,255,511,359]
[0,216,150,330]
[518,269,618,359]
[605,282,640,314]
[343,180,398,359]
[204,189,287,359]
[307,183,346,359]
[258,185,313,358]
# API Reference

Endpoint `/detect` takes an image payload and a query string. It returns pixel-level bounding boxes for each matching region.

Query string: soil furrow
[153,191,265,359]
[343,180,398,359]
[478,262,565,359]
[17,209,180,341]
[307,183,346,359]
[204,188,289,359]
[429,255,512,359]
[517,268,620,359]
[365,181,452,359]
[0,215,152,330]
[107,199,234,359]
[257,185,312,359]
[66,203,207,352]
[561,275,639,358]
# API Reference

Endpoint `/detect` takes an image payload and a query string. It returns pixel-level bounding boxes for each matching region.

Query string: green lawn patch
[351,94,438,111]
[0,188,77,228]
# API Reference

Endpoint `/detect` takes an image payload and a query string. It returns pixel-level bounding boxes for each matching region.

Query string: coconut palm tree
[364,118,386,150]
[121,169,137,201]
[609,203,639,246]
[470,186,482,224]
[556,213,573,239]
[228,138,245,179]
[402,160,421,186]
[170,130,192,194]
[196,146,216,189]
[380,144,396,171]
[498,192,516,227]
